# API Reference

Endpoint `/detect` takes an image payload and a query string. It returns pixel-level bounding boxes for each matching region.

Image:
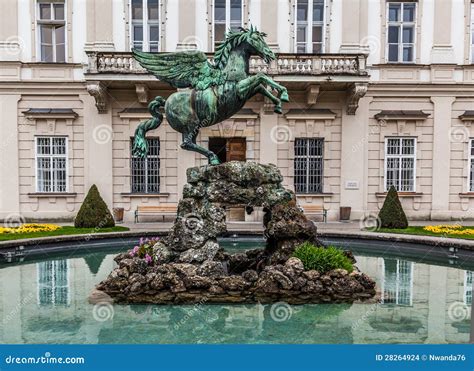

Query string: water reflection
[0,251,471,344]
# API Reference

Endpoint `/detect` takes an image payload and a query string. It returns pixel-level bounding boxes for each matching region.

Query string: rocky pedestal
[96,162,376,304]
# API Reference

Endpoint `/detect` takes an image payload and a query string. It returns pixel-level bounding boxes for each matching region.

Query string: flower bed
[0,223,60,234]
[423,224,474,236]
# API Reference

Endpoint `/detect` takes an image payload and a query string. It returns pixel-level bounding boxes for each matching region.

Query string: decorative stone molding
[346,83,368,115]
[22,109,77,133]
[305,84,320,105]
[285,109,337,128]
[374,110,430,130]
[135,83,149,104]
[459,111,474,126]
[86,81,108,113]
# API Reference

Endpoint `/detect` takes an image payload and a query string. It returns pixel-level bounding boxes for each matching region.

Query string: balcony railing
[85,51,368,76]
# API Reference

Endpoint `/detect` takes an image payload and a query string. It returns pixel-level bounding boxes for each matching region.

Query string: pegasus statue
[132,26,289,165]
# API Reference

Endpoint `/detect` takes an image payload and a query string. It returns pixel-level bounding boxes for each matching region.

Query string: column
[426,265,447,343]
[0,95,21,220]
[259,108,278,166]
[339,96,371,219]
[430,96,454,219]
[176,0,196,50]
[0,0,19,60]
[82,94,114,208]
[85,0,115,51]
[260,0,278,49]
[431,0,454,63]
[177,148,195,198]
[339,0,361,53]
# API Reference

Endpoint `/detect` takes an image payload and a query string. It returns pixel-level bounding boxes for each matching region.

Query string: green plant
[74,184,115,228]
[292,242,353,273]
[378,185,408,229]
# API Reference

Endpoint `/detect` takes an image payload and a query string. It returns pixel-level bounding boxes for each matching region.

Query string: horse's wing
[132,49,220,90]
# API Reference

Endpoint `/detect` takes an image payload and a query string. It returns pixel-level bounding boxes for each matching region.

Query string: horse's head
[215,25,275,68]
[239,25,275,63]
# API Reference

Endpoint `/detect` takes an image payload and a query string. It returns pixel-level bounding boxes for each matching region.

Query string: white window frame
[130,0,160,52]
[295,0,326,54]
[464,271,473,305]
[213,0,244,47]
[469,139,474,192]
[384,137,417,192]
[381,259,414,306]
[36,0,67,63]
[386,1,417,63]
[35,136,69,193]
[36,259,70,306]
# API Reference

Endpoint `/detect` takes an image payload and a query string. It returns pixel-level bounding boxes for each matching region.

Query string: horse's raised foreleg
[257,74,289,102]
[181,130,220,165]
[237,76,283,113]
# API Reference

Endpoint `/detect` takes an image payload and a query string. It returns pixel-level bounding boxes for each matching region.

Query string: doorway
[208,137,247,221]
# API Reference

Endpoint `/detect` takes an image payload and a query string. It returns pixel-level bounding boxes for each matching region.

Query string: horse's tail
[132,96,166,157]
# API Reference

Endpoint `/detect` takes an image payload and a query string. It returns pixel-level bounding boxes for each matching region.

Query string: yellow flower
[0,223,60,234]
[423,224,474,236]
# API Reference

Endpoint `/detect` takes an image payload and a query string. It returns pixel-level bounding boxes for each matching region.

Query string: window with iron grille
[465,271,473,305]
[37,259,70,306]
[385,137,416,192]
[131,138,160,193]
[386,2,416,63]
[382,259,413,306]
[214,0,243,45]
[36,137,68,193]
[469,139,474,192]
[37,0,66,62]
[294,138,324,193]
[296,0,325,53]
[131,0,160,52]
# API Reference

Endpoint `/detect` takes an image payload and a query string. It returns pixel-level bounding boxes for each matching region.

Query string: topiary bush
[378,185,408,229]
[292,242,353,273]
[74,184,115,228]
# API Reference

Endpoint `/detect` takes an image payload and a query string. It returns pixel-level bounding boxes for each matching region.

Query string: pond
[0,237,472,344]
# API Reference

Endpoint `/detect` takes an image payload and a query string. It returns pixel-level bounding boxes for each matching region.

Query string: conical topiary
[378,185,408,229]
[74,184,115,228]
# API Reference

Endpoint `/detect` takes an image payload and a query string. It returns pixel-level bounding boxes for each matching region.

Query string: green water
[0,240,471,344]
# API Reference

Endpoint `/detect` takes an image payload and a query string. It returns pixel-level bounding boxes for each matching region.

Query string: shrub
[378,185,408,229]
[292,242,353,273]
[74,184,115,228]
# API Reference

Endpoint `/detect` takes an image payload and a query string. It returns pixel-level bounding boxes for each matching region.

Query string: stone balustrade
[85,51,368,76]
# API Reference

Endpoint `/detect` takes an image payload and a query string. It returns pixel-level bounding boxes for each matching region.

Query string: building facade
[1,0,474,223]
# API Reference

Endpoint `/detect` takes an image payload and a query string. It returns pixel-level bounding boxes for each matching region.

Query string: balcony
[84,51,369,115]
[85,51,368,78]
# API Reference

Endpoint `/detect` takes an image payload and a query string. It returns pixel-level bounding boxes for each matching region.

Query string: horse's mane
[214,26,267,69]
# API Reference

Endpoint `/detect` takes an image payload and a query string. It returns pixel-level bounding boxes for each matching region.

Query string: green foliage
[74,184,115,228]
[378,185,408,229]
[292,242,353,273]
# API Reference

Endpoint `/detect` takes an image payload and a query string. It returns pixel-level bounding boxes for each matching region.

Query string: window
[296,0,325,53]
[37,259,70,306]
[465,271,473,305]
[214,0,243,44]
[385,137,416,192]
[131,138,160,193]
[382,259,413,306]
[36,137,68,193]
[387,2,416,62]
[294,138,324,193]
[37,0,66,62]
[469,139,474,192]
[131,0,160,52]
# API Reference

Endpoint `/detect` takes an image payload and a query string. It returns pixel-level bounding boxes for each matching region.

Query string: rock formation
[96,162,376,304]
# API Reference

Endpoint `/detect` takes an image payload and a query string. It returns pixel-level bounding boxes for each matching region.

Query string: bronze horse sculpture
[132,26,289,165]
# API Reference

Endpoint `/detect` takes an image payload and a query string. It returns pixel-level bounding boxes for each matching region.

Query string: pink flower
[130,245,139,257]
[145,254,153,265]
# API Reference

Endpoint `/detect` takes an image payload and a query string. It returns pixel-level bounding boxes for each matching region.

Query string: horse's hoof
[209,157,221,165]
[274,106,283,114]
[280,91,290,102]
